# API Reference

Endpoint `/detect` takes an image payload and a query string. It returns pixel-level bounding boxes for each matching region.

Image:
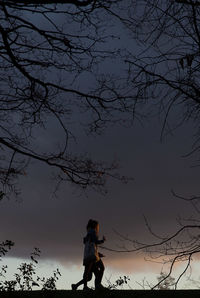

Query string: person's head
[87,219,99,233]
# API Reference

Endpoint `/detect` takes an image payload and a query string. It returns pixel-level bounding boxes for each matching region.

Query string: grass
[1,290,200,298]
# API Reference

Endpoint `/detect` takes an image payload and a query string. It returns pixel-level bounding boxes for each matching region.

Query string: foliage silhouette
[0,245,61,291]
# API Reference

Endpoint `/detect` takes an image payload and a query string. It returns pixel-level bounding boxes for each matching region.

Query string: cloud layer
[0,121,198,277]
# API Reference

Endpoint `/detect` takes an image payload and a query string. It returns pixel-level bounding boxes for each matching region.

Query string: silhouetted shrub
[0,243,61,291]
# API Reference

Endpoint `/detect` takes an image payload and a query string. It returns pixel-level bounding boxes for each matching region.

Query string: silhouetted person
[71,219,106,290]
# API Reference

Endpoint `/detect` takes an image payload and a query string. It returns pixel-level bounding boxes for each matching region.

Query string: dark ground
[1,290,200,298]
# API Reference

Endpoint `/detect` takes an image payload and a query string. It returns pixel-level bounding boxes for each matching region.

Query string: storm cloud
[0,117,197,274]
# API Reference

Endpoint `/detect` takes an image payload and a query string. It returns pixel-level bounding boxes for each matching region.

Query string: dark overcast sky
[1,2,200,284]
[0,112,198,274]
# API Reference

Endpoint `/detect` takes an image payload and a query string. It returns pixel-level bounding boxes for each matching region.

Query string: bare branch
[2,0,95,6]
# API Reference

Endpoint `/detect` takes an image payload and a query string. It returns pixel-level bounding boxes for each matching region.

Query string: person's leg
[93,259,105,289]
[83,262,93,289]
[71,264,93,290]
[71,279,84,290]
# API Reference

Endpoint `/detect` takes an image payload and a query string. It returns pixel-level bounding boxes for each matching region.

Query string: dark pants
[83,259,105,288]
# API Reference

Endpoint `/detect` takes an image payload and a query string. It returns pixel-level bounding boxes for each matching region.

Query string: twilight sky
[1,114,199,288]
[1,1,200,289]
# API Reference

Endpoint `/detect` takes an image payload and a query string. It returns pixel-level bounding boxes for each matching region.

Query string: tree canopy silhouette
[96,0,200,288]
[3,0,200,197]
[0,0,133,196]
[122,0,200,142]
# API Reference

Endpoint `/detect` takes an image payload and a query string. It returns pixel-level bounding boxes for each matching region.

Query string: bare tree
[122,0,200,288]
[109,0,200,143]
[0,0,135,196]
[100,192,200,289]
[96,0,200,288]
[4,0,199,197]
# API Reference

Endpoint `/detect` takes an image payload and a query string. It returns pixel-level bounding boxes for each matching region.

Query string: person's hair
[86,219,99,230]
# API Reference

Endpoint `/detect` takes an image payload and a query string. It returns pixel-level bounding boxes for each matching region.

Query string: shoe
[83,286,93,291]
[71,284,77,290]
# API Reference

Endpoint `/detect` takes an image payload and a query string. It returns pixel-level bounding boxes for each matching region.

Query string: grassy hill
[1,290,200,298]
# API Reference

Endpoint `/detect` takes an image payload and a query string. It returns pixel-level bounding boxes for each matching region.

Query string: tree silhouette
[0,0,133,196]
[121,0,200,142]
[123,1,200,287]
[3,1,199,196]
[96,0,200,288]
